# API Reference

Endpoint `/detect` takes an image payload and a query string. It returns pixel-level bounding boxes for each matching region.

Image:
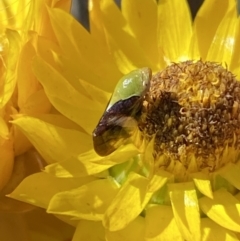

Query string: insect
[92,67,152,156]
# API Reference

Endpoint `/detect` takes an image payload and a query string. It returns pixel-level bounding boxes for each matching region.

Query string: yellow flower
[0,0,71,191]
[0,0,74,240]
[9,0,240,240]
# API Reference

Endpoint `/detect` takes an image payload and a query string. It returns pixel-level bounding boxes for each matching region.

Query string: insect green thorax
[107,68,151,110]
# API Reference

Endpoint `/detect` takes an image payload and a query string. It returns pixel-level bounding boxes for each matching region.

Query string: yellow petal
[12,115,92,164]
[0,0,33,30]
[103,172,152,231]
[157,0,192,63]
[32,56,102,134]
[9,172,95,209]
[89,0,110,50]
[201,217,239,241]
[0,30,20,108]
[206,4,238,64]
[32,1,72,40]
[0,136,14,191]
[147,170,169,193]
[24,208,74,241]
[229,19,240,76]
[0,211,29,240]
[47,7,122,91]
[37,35,110,99]
[17,39,40,109]
[45,144,139,178]
[199,188,240,232]
[106,216,145,241]
[191,172,213,199]
[145,205,183,241]
[212,174,236,194]
[121,0,159,70]
[188,35,200,60]
[48,179,118,220]
[37,35,61,69]
[235,192,240,202]
[73,220,105,241]
[45,156,111,178]
[20,89,51,115]
[168,182,201,241]
[99,0,125,28]
[78,78,111,111]
[13,124,32,156]
[0,0,69,38]
[218,163,240,190]
[193,0,235,59]
[104,31,140,74]
[54,0,72,12]
[79,143,139,164]
[46,146,138,179]
[0,116,8,138]
[99,0,151,73]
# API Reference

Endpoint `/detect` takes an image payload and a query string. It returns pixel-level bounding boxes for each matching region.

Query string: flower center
[138,60,240,177]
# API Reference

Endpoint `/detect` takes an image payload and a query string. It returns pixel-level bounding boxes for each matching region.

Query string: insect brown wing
[92,96,142,156]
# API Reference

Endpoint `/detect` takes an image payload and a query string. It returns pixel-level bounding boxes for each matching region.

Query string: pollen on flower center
[138,60,240,176]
